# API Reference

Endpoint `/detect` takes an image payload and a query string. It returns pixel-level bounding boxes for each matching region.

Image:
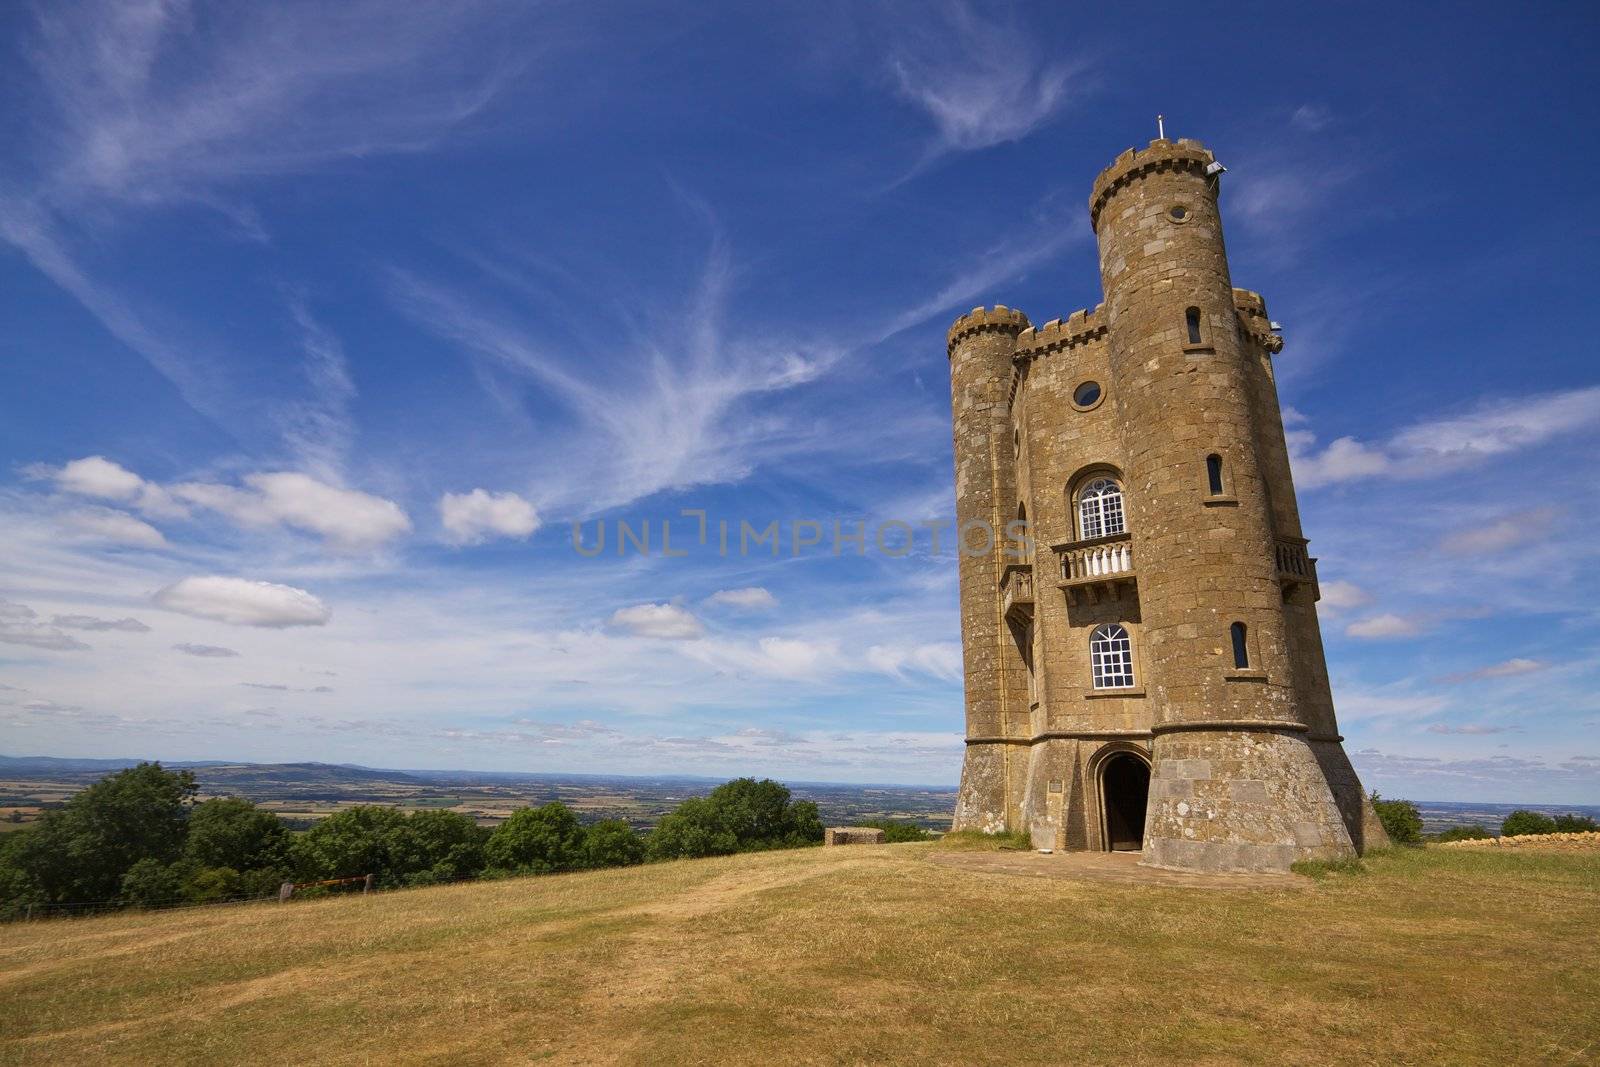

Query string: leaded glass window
[1078,478,1125,540]
[1090,623,1135,689]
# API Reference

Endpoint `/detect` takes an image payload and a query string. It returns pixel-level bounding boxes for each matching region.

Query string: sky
[1,1,1597,802]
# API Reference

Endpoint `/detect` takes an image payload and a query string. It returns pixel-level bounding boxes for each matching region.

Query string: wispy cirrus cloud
[884,1,1086,162]
[1,0,533,434]
[1439,508,1558,556]
[391,230,841,515]
[1290,385,1600,489]
[1440,658,1548,684]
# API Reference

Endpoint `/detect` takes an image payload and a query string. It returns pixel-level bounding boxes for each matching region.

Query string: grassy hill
[2,843,1597,1065]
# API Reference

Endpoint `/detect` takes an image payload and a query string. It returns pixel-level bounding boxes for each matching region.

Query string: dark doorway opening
[1102,753,1150,851]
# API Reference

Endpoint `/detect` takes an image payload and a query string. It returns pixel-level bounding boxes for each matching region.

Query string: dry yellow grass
[2,843,1597,1065]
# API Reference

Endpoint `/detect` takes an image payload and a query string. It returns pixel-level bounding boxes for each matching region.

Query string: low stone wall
[824,827,886,846]
[1435,831,1600,850]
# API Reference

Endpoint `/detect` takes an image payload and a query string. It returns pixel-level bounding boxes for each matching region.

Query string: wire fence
[9,874,377,923]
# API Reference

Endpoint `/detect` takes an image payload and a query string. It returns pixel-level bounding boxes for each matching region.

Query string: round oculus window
[1169,205,1189,221]
[1073,381,1102,408]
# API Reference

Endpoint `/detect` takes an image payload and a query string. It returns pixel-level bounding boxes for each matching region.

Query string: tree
[394,809,489,884]
[1433,825,1491,843]
[1369,792,1422,846]
[120,857,187,907]
[292,805,411,885]
[185,797,290,872]
[484,803,586,873]
[1501,810,1558,838]
[859,820,931,843]
[582,819,645,868]
[1553,813,1598,833]
[646,797,737,861]
[646,778,825,861]
[4,763,196,904]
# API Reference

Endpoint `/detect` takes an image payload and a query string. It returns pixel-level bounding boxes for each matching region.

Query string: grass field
[2,843,1597,1065]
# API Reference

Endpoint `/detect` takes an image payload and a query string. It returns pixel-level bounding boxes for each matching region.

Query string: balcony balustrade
[1275,537,1320,599]
[1001,564,1034,623]
[1054,531,1135,605]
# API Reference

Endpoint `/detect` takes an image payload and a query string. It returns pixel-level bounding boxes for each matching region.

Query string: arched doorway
[1101,753,1151,851]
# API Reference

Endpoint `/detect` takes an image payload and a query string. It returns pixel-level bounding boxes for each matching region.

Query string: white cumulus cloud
[608,603,704,640]
[153,576,331,628]
[704,587,777,610]
[1344,613,1423,639]
[63,508,168,547]
[440,489,541,545]
[175,472,411,549]
[1316,580,1372,614]
[42,455,185,517]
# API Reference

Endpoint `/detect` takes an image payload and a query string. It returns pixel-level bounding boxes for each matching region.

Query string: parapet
[947,305,1031,357]
[1013,304,1107,362]
[1089,138,1217,232]
[1233,288,1283,353]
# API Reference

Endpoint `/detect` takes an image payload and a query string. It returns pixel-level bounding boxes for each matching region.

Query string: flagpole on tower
[1157,114,1166,140]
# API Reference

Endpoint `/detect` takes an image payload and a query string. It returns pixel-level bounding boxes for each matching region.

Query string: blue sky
[1,1,1597,802]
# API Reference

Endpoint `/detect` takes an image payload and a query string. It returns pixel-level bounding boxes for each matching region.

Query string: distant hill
[0,755,232,774]
[0,756,419,788]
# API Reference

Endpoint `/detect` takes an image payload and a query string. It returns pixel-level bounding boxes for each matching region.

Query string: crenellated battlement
[1232,288,1268,319]
[1089,138,1216,232]
[1013,303,1107,362]
[947,305,1031,356]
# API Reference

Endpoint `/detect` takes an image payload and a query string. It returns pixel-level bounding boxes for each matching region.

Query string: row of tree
[1430,810,1598,842]
[0,764,849,917]
[1369,793,1597,845]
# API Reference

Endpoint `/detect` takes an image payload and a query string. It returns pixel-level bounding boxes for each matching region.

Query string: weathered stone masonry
[947,138,1389,873]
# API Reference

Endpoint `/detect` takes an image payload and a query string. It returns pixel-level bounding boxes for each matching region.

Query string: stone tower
[946,138,1388,873]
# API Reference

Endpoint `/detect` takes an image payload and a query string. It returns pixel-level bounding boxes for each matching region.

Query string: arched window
[1185,306,1203,344]
[1077,478,1125,540]
[1230,622,1249,669]
[1206,453,1225,495]
[1090,624,1135,689]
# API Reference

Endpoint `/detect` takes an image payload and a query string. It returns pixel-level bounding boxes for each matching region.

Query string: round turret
[1090,138,1357,871]
[947,306,1029,833]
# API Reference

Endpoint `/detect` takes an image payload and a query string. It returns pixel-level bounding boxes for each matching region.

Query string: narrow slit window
[1206,453,1225,495]
[1230,622,1249,669]
[1185,306,1203,345]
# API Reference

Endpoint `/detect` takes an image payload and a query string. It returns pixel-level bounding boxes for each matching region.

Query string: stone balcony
[1275,537,1320,599]
[1001,563,1034,623]
[1054,531,1136,605]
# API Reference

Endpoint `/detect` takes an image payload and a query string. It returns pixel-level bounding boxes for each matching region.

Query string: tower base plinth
[1141,728,1356,874]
